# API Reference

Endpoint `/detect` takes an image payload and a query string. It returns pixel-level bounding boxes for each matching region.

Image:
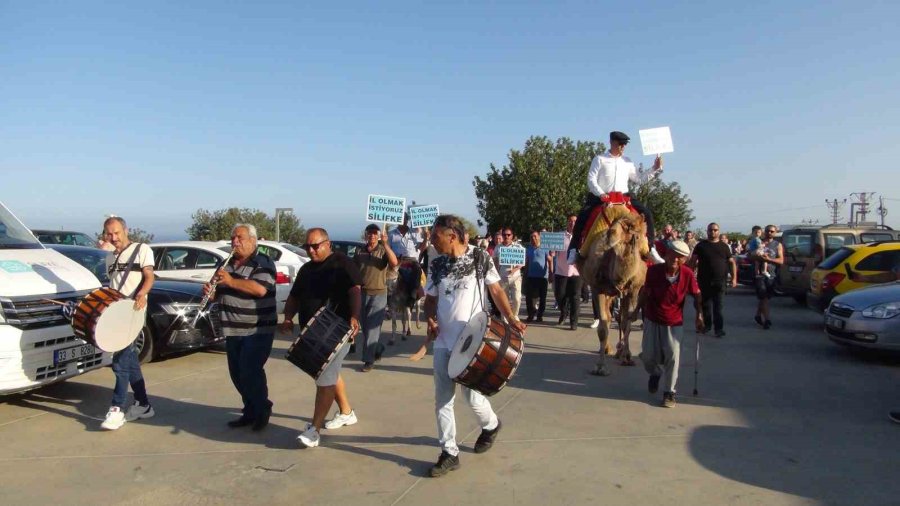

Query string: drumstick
[409,335,434,361]
[41,298,69,306]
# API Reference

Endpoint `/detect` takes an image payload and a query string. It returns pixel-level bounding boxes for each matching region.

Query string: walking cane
[693,333,700,396]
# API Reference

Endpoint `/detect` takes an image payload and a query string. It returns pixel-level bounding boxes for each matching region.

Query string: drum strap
[108,243,144,298]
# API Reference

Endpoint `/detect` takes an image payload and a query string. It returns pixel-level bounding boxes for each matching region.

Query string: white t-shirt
[105,243,154,298]
[426,245,500,350]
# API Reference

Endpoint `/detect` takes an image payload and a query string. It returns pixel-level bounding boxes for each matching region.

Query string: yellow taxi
[807,241,900,311]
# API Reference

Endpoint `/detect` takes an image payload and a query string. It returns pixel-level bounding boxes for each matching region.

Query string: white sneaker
[101,406,126,430]
[650,247,665,265]
[324,410,358,430]
[590,319,601,329]
[124,401,155,422]
[297,423,320,448]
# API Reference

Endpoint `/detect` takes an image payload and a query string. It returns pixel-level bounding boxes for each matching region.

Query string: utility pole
[849,192,876,225]
[825,198,846,224]
[274,207,293,242]
[877,196,888,228]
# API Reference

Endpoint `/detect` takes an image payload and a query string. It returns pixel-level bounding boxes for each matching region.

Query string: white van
[0,202,110,395]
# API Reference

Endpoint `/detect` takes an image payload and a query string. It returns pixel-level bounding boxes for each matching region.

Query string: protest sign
[639,126,674,156]
[497,245,526,266]
[409,204,439,229]
[366,194,406,225]
[540,232,566,251]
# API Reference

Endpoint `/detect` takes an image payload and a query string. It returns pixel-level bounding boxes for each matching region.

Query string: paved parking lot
[1,286,898,505]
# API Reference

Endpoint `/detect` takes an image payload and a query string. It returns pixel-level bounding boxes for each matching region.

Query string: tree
[459,217,480,240]
[96,227,154,244]
[473,136,605,238]
[629,177,695,235]
[186,208,306,244]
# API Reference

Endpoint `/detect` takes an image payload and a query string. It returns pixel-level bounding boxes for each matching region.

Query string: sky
[2,1,899,242]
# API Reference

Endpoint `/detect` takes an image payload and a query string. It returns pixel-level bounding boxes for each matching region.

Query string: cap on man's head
[610,131,630,144]
[670,240,691,257]
[365,223,380,233]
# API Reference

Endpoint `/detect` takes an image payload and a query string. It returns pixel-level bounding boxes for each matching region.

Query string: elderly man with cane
[634,240,704,408]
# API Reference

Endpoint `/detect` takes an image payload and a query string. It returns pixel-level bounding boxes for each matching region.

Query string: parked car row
[46,245,225,364]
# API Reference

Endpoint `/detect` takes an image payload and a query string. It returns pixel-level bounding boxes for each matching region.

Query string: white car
[149,241,291,313]
[216,240,308,279]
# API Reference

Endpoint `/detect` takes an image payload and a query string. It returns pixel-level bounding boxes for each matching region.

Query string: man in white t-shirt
[423,214,527,477]
[100,217,156,431]
[492,226,523,321]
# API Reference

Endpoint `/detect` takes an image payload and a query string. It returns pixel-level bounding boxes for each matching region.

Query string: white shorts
[315,340,350,387]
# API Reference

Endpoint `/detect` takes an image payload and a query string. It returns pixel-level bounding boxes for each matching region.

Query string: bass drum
[285,306,352,380]
[448,312,525,396]
[72,287,146,352]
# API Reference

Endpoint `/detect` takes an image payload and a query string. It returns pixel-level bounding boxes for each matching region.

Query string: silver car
[824,281,900,351]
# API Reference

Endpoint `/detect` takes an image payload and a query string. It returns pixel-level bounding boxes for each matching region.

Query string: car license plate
[825,316,845,330]
[53,343,97,365]
[788,265,803,273]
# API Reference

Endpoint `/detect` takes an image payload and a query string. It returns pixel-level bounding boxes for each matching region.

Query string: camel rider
[569,131,664,264]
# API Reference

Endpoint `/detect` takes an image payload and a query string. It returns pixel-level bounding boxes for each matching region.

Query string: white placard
[409,204,439,229]
[497,246,526,266]
[639,126,674,156]
[366,194,406,225]
[540,232,566,251]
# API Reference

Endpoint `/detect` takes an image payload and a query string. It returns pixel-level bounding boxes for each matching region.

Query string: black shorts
[754,275,776,300]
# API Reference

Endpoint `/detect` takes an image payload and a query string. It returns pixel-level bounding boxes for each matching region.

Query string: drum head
[93,300,147,352]
[448,312,489,378]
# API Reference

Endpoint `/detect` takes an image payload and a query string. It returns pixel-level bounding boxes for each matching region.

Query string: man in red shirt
[635,240,704,408]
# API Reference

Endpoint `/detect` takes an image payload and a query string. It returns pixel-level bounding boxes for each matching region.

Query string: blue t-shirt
[747,237,762,253]
[526,245,548,278]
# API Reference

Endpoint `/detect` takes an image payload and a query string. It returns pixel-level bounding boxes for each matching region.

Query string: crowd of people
[92,129,800,479]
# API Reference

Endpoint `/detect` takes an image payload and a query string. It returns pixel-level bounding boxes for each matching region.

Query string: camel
[577,205,649,377]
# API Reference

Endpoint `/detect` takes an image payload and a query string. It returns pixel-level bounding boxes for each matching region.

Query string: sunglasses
[766,230,777,233]
[302,240,329,251]
[503,233,512,237]
[708,229,719,232]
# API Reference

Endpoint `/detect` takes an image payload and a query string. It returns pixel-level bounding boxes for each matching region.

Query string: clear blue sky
[3,1,898,241]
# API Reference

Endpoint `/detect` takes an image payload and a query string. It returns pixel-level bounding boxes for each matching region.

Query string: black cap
[365,223,380,233]
[610,131,630,144]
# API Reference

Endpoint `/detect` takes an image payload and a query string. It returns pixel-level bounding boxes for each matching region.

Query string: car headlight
[159,302,203,319]
[861,302,900,319]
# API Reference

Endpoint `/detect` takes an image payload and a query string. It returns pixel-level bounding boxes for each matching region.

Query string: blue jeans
[433,347,498,456]
[111,343,148,408]
[226,333,275,420]
[361,292,388,363]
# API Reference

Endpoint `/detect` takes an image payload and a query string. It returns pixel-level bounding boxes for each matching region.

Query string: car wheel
[134,326,155,364]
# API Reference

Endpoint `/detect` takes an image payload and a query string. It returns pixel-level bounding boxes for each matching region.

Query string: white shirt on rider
[587,151,657,196]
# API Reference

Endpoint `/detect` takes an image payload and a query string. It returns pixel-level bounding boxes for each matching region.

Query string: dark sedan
[48,245,224,363]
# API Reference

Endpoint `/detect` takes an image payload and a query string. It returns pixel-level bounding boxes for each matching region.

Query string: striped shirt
[218,251,277,337]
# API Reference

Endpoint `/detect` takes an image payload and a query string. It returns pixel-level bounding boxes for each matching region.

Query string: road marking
[542,378,585,386]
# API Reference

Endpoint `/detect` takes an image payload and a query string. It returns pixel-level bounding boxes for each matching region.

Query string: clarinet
[190,249,235,328]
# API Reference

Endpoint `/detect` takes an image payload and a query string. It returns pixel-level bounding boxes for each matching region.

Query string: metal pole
[274,207,293,243]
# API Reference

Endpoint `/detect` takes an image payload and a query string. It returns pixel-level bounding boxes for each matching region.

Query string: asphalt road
[1,286,898,505]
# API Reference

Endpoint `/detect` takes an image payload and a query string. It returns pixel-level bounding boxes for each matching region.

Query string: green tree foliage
[473,136,605,237]
[96,227,154,244]
[186,208,306,244]
[629,177,695,235]
[459,217,480,240]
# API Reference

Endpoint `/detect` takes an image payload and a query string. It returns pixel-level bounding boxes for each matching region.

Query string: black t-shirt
[290,251,363,327]
[693,240,733,285]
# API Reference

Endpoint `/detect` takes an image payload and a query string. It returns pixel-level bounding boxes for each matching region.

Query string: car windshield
[34,231,96,247]
[281,243,307,256]
[817,247,855,270]
[0,203,43,250]
[52,247,109,283]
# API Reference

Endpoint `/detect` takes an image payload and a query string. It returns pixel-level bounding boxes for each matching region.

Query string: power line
[713,204,823,220]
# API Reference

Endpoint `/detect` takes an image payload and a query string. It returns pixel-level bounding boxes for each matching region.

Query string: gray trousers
[640,319,683,394]
[433,348,498,456]
[361,292,388,363]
